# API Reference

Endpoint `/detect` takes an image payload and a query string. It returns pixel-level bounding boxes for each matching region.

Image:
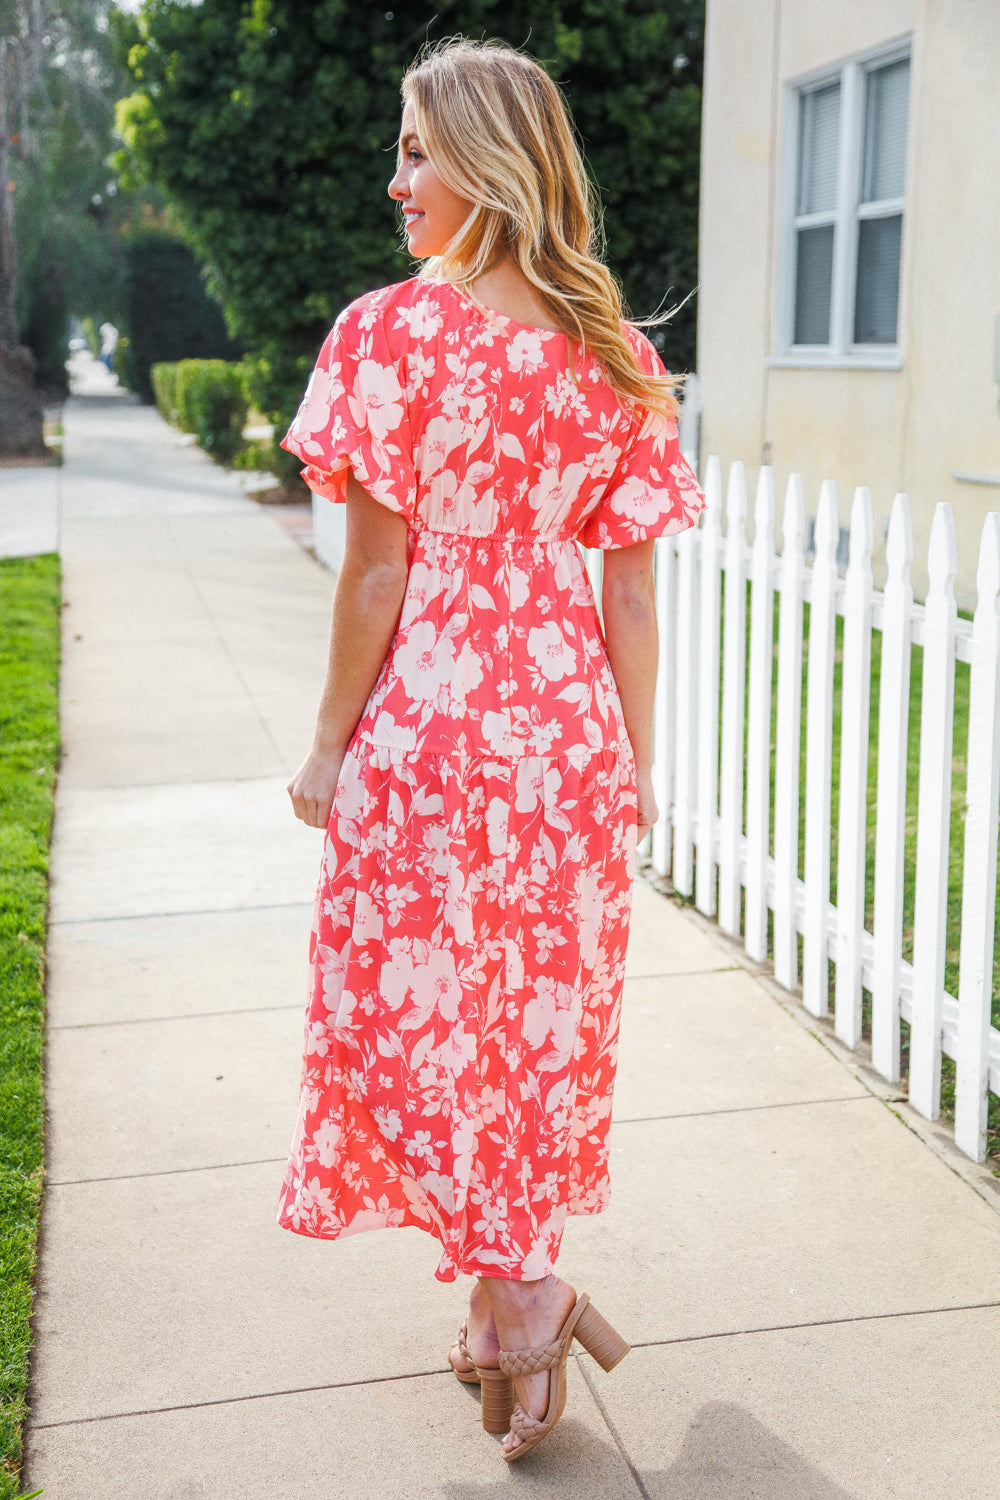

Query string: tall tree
[0,0,46,454]
[14,1,161,392]
[114,0,704,437]
[1,0,141,451]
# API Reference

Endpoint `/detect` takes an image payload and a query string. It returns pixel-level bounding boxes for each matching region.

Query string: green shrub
[173,360,248,464]
[172,360,196,435]
[80,315,100,359]
[150,362,179,425]
[264,435,307,488]
[114,333,134,393]
[230,440,274,473]
[120,232,242,404]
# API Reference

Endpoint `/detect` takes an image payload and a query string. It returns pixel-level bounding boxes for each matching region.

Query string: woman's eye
[407,150,423,163]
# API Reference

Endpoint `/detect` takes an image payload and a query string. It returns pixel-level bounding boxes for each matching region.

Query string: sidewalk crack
[184,563,287,764]
[575,1352,651,1498]
[28,1367,453,1431]
[626,1298,1000,1349]
[51,899,312,928]
[613,1094,876,1125]
[50,1002,303,1031]
[49,1157,286,1187]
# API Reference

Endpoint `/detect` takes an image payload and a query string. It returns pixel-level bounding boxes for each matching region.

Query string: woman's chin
[405,231,437,258]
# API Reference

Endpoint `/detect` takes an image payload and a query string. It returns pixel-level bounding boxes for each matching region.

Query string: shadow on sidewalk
[439,1402,857,1498]
[65,392,141,409]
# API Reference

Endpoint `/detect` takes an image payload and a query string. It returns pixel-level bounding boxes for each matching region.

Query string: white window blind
[798,83,840,214]
[785,48,910,358]
[855,58,909,343]
[793,83,840,344]
[861,59,909,203]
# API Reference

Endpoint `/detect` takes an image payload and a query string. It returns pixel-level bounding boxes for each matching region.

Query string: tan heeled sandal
[498,1293,629,1462]
[450,1322,480,1386]
[449,1322,517,1434]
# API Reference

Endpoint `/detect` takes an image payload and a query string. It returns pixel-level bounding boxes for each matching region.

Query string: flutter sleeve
[280,296,417,523]
[576,329,705,550]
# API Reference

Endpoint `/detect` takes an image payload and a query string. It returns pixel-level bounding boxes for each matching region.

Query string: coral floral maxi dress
[278,277,704,1282]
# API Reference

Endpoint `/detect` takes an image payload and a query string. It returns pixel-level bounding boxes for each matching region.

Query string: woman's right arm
[287,473,409,829]
[601,538,659,839]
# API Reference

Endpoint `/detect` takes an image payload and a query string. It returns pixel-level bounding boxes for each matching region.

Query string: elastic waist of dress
[414,529,578,545]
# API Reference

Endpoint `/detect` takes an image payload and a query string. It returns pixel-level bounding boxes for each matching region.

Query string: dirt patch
[247,482,311,505]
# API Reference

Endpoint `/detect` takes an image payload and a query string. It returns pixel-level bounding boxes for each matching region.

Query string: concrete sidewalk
[0,461,60,558]
[22,393,1000,1498]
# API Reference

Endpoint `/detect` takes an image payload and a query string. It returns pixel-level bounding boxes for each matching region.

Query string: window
[777,46,910,366]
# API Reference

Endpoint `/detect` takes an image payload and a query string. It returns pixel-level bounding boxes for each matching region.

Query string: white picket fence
[587,457,1000,1165]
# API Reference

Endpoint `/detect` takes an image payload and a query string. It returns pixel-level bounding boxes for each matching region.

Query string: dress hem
[276,1195,610,1284]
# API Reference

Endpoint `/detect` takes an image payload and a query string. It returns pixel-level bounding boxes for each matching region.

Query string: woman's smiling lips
[403,209,425,232]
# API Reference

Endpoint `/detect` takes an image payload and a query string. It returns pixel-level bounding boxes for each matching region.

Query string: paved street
[17,382,1000,1497]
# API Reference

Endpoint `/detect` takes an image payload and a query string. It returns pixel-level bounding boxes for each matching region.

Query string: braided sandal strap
[508,1402,549,1444]
[498,1339,565,1377]
[456,1322,471,1363]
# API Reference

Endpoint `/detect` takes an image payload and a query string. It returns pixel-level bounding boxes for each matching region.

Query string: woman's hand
[287,745,346,829]
[636,766,659,844]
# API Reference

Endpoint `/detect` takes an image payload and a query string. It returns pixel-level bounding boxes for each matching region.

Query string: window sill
[767,351,903,371]
[951,471,1000,487]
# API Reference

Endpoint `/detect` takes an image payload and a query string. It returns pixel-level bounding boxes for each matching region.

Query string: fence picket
[834,488,874,1047]
[672,525,700,896]
[909,503,958,1120]
[802,482,839,1017]
[651,536,677,876]
[585,547,603,617]
[871,495,913,1081]
[718,463,748,934]
[650,454,999,1166]
[954,514,1000,1159]
[773,476,805,990]
[695,458,723,913]
[745,467,776,959]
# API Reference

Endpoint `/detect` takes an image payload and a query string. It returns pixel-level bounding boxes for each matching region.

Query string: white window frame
[771,36,912,370]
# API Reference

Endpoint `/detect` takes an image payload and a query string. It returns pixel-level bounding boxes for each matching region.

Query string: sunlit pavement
[21,389,1000,1498]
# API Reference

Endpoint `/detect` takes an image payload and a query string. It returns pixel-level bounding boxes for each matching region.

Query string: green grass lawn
[0,554,60,1500]
[826,610,1000,1162]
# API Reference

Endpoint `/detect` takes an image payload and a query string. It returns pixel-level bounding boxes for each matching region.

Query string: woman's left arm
[287,474,410,828]
[601,538,659,839]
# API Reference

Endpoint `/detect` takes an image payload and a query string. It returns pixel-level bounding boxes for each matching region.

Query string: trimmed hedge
[152,358,249,466]
[150,361,179,427]
[114,333,134,393]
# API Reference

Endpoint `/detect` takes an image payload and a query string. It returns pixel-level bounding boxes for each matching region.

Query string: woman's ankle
[481,1273,575,1332]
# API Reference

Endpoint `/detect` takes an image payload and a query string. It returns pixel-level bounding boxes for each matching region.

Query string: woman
[280,38,704,1461]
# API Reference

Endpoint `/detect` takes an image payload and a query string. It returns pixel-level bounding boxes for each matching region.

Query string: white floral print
[278,277,704,1281]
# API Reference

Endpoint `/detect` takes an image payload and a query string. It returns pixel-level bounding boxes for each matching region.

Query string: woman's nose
[388,166,407,200]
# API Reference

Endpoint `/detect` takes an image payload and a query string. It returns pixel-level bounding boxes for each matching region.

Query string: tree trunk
[0,341,45,456]
[0,22,46,457]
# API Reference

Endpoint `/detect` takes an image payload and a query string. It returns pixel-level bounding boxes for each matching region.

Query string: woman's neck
[466,258,561,333]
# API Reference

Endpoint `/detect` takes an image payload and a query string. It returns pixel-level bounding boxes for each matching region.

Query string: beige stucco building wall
[697,0,1000,605]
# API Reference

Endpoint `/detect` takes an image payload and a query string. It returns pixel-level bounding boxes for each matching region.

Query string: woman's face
[388,102,473,257]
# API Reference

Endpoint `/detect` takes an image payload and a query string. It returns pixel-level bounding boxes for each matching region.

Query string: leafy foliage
[113,0,703,437]
[8,0,227,400]
[10,0,130,388]
[120,232,241,402]
[175,358,249,462]
[150,359,179,424]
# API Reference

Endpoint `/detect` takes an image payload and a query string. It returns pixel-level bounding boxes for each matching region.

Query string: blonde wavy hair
[400,39,680,419]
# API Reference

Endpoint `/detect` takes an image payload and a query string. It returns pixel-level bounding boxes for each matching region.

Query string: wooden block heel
[449,1321,515,1432]
[572,1298,630,1372]
[478,1367,516,1433]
